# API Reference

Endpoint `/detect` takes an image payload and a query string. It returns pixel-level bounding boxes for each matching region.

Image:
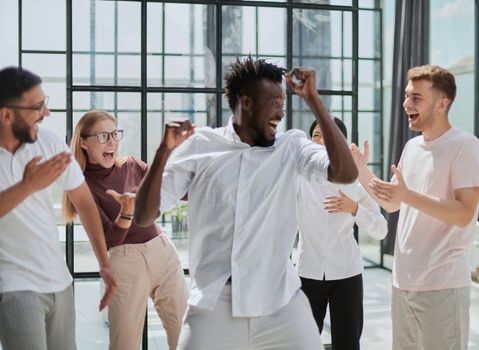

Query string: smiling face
[402,79,446,133]
[80,118,119,168]
[10,85,50,144]
[244,79,285,147]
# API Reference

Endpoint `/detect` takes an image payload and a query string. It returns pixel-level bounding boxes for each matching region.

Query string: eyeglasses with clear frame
[3,96,49,113]
[82,130,124,144]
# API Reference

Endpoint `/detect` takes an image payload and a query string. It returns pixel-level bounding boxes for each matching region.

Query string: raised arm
[0,152,71,218]
[354,140,479,225]
[373,166,479,227]
[97,189,136,246]
[285,68,357,184]
[135,119,194,227]
[66,182,117,311]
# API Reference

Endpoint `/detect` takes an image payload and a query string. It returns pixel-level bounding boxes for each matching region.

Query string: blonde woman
[63,110,187,350]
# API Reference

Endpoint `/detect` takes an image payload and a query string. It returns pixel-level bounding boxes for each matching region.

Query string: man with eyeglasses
[0,66,117,350]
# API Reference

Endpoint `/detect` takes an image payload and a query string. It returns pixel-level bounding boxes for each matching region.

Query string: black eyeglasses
[83,130,124,144]
[3,96,49,112]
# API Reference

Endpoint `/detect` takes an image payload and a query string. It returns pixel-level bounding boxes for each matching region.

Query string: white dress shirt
[160,117,329,317]
[296,149,387,281]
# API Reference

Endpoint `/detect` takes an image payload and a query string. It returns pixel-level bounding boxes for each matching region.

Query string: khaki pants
[392,286,470,350]
[108,234,188,350]
[178,286,323,350]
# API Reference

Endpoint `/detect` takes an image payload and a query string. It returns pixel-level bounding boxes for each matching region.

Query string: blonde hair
[62,110,123,222]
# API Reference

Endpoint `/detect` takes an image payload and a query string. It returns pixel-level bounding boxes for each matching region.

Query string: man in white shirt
[352,65,479,350]
[135,57,358,350]
[297,118,387,350]
[0,67,117,350]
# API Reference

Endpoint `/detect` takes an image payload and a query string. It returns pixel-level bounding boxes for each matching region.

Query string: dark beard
[252,132,274,147]
[12,112,36,144]
[249,117,274,147]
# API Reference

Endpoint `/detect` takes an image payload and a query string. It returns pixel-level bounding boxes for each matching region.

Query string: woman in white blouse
[296,118,387,350]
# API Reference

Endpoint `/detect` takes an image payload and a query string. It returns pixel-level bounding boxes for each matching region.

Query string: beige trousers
[108,234,188,350]
[392,286,471,350]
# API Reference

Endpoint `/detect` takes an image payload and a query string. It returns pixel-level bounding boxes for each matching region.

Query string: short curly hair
[224,56,285,111]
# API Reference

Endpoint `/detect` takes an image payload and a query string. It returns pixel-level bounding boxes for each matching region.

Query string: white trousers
[178,285,323,350]
[392,286,471,350]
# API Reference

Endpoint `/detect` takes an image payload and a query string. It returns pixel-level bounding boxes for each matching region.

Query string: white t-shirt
[160,117,330,317]
[296,167,387,280]
[0,128,84,293]
[393,127,479,291]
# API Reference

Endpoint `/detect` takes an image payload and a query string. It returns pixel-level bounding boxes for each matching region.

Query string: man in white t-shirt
[0,67,117,350]
[352,65,479,350]
[135,57,358,350]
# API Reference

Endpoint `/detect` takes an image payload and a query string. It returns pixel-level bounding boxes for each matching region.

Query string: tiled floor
[72,268,479,350]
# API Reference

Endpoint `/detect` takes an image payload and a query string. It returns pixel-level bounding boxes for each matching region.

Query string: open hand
[22,152,72,192]
[99,266,117,311]
[351,140,369,170]
[106,189,136,215]
[323,189,358,215]
[369,165,408,203]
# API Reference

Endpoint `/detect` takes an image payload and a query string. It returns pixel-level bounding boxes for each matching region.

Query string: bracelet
[119,213,133,221]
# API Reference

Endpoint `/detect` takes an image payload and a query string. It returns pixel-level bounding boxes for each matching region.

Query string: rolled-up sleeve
[354,184,388,240]
[292,132,329,183]
[160,137,196,213]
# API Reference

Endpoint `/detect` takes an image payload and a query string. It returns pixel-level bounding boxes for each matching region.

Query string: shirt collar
[0,141,27,155]
[225,116,243,143]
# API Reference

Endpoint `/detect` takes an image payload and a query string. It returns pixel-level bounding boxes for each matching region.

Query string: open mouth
[33,118,44,130]
[268,119,281,134]
[408,113,419,124]
[103,151,115,160]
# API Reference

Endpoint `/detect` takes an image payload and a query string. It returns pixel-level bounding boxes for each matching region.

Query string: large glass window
[0,1,19,67]
[430,0,475,134]
[356,5,383,266]
[147,3,216,88]
[73,0,142,86]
